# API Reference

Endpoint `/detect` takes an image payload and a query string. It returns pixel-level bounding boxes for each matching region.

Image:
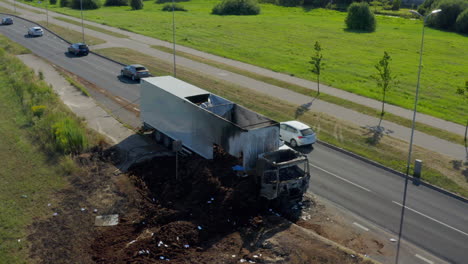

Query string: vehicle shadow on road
[294,145,314,154]
[117,75,139,84]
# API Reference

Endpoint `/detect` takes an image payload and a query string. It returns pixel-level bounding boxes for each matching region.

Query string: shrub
[427,0,467,30]
[60,0,70,7]
[70,0,102,9]
[212,0,260,15]
[52,118,88,154]
[50,0,57,4]
[130,0,144,9]
[276,0,303,7]
[455,9,468,34]
[162,3,187,11]
[156,0,189,3]
[31,105,46,118]
[345,2,376,32]
[105,0,128,6]
[391,0,400,11]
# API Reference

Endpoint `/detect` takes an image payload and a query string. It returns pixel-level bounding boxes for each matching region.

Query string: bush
[212,0,260,15]
[50,0,57,5]
[455,9,468,33]
[60,0,70,7]
[162,3,187,11]
[105,0,128,6]
[156,0,189,3]
[276,0,303,7]
[130,0,144,9]
[70,0,102,9]
[52,118,88,154]
[32,105,46,118]
[345,2,376,32]
[391,0,400,11]
[427,0,467,30]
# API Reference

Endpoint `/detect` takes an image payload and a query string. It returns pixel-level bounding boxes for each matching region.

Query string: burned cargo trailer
[140,76,279,170]
[140,76,310,201]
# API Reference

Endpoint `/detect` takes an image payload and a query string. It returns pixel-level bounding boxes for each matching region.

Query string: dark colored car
[120,64,151,81]
[68,43,89,56]
[1,17,13,25]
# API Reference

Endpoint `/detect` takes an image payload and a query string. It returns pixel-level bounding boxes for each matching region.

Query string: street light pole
[394,9,442,264]
[172,0,176,78]
[80,0,85,43]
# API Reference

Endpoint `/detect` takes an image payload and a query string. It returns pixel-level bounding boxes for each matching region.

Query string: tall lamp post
[80,0,85,43]
[394,8,442,264]
[172,0,176,78]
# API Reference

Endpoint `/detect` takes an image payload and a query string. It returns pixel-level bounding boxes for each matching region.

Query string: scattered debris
[80,208,86,212]
[52,212,58,216]
[21,195,28,198]
[197,226,202,230]
[390,238,397,242]
[47,203,51,207]
[184,244,190,248]
[94,214,119,226]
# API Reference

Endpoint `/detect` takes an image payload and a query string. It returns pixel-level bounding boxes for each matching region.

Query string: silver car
[280,121,316,147]
[28,26,44,37]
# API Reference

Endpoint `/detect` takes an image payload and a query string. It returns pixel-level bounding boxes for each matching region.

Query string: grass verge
[57,67,91,96]
[150,44,465,146]
[0,37,100,262]
[0,4,18,14]
[53,16,129,38]
[38,20,106,46]
[94,47,468,198]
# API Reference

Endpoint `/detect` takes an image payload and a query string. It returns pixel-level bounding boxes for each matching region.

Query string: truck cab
[256,149,310,202]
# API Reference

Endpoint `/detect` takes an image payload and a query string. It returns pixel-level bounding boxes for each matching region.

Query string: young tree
[456,81,468,145]
[309,41,324,95]
[130,0,143,10]
[372,51,397,117]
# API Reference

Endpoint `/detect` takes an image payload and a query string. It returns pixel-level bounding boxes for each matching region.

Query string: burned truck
[140,76,310,201]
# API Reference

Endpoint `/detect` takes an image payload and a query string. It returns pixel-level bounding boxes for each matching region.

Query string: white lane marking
[353,222,369,231]
[415,254,434,264]
[392,201,468,237]
[309,163,372,192]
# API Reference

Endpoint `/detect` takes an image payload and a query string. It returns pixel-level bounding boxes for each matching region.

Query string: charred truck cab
[256,149,310,201]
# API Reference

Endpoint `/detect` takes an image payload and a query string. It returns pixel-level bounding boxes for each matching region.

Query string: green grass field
[14,0,468,126]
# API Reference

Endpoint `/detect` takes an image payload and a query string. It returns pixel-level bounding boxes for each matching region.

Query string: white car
[280,121,316,147]
[28,26,44,37]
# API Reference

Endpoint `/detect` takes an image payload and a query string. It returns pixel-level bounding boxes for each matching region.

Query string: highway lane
[0,17,140,104]
[307,144,468,263]
[2,15,467,264]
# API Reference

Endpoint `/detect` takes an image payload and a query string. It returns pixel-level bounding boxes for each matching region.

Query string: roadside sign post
[172,140,182,180]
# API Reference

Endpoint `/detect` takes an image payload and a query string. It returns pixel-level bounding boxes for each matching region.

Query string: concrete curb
[317,140,468,204]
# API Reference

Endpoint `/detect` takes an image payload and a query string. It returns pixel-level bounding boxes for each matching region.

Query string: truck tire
[154,130,163,143]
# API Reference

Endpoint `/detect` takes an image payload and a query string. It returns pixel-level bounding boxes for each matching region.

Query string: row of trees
[54,0,144,10]
[418,0,468,33]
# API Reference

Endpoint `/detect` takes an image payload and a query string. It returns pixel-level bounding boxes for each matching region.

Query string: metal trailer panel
[140,76,279,170]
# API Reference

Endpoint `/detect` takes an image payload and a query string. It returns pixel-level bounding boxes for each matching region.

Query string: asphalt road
[307,144,468,264]
[0,18,140,104]
[2,17,468,264]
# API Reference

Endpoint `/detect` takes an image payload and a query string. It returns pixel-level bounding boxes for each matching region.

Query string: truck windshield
[278,163,306,181]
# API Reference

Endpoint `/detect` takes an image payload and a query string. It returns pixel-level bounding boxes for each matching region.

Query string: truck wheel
[163,135,172,148]
[290,139,298,148]
[154,131,163,143]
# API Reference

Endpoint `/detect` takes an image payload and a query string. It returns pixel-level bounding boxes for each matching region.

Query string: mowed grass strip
[94,47,468,197]
[151,44,465,145]
[53,16,129,38]
[38,21,106,46]
[14,1,468,125]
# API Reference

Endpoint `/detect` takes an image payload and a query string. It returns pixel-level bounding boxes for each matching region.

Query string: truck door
[260,170,279,200]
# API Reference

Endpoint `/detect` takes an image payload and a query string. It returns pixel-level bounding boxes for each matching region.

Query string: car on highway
[120,64,151,81]
[1,17,13,25]
[68,43,89,56]
[28,26,44,37]
[280,120,316,147]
